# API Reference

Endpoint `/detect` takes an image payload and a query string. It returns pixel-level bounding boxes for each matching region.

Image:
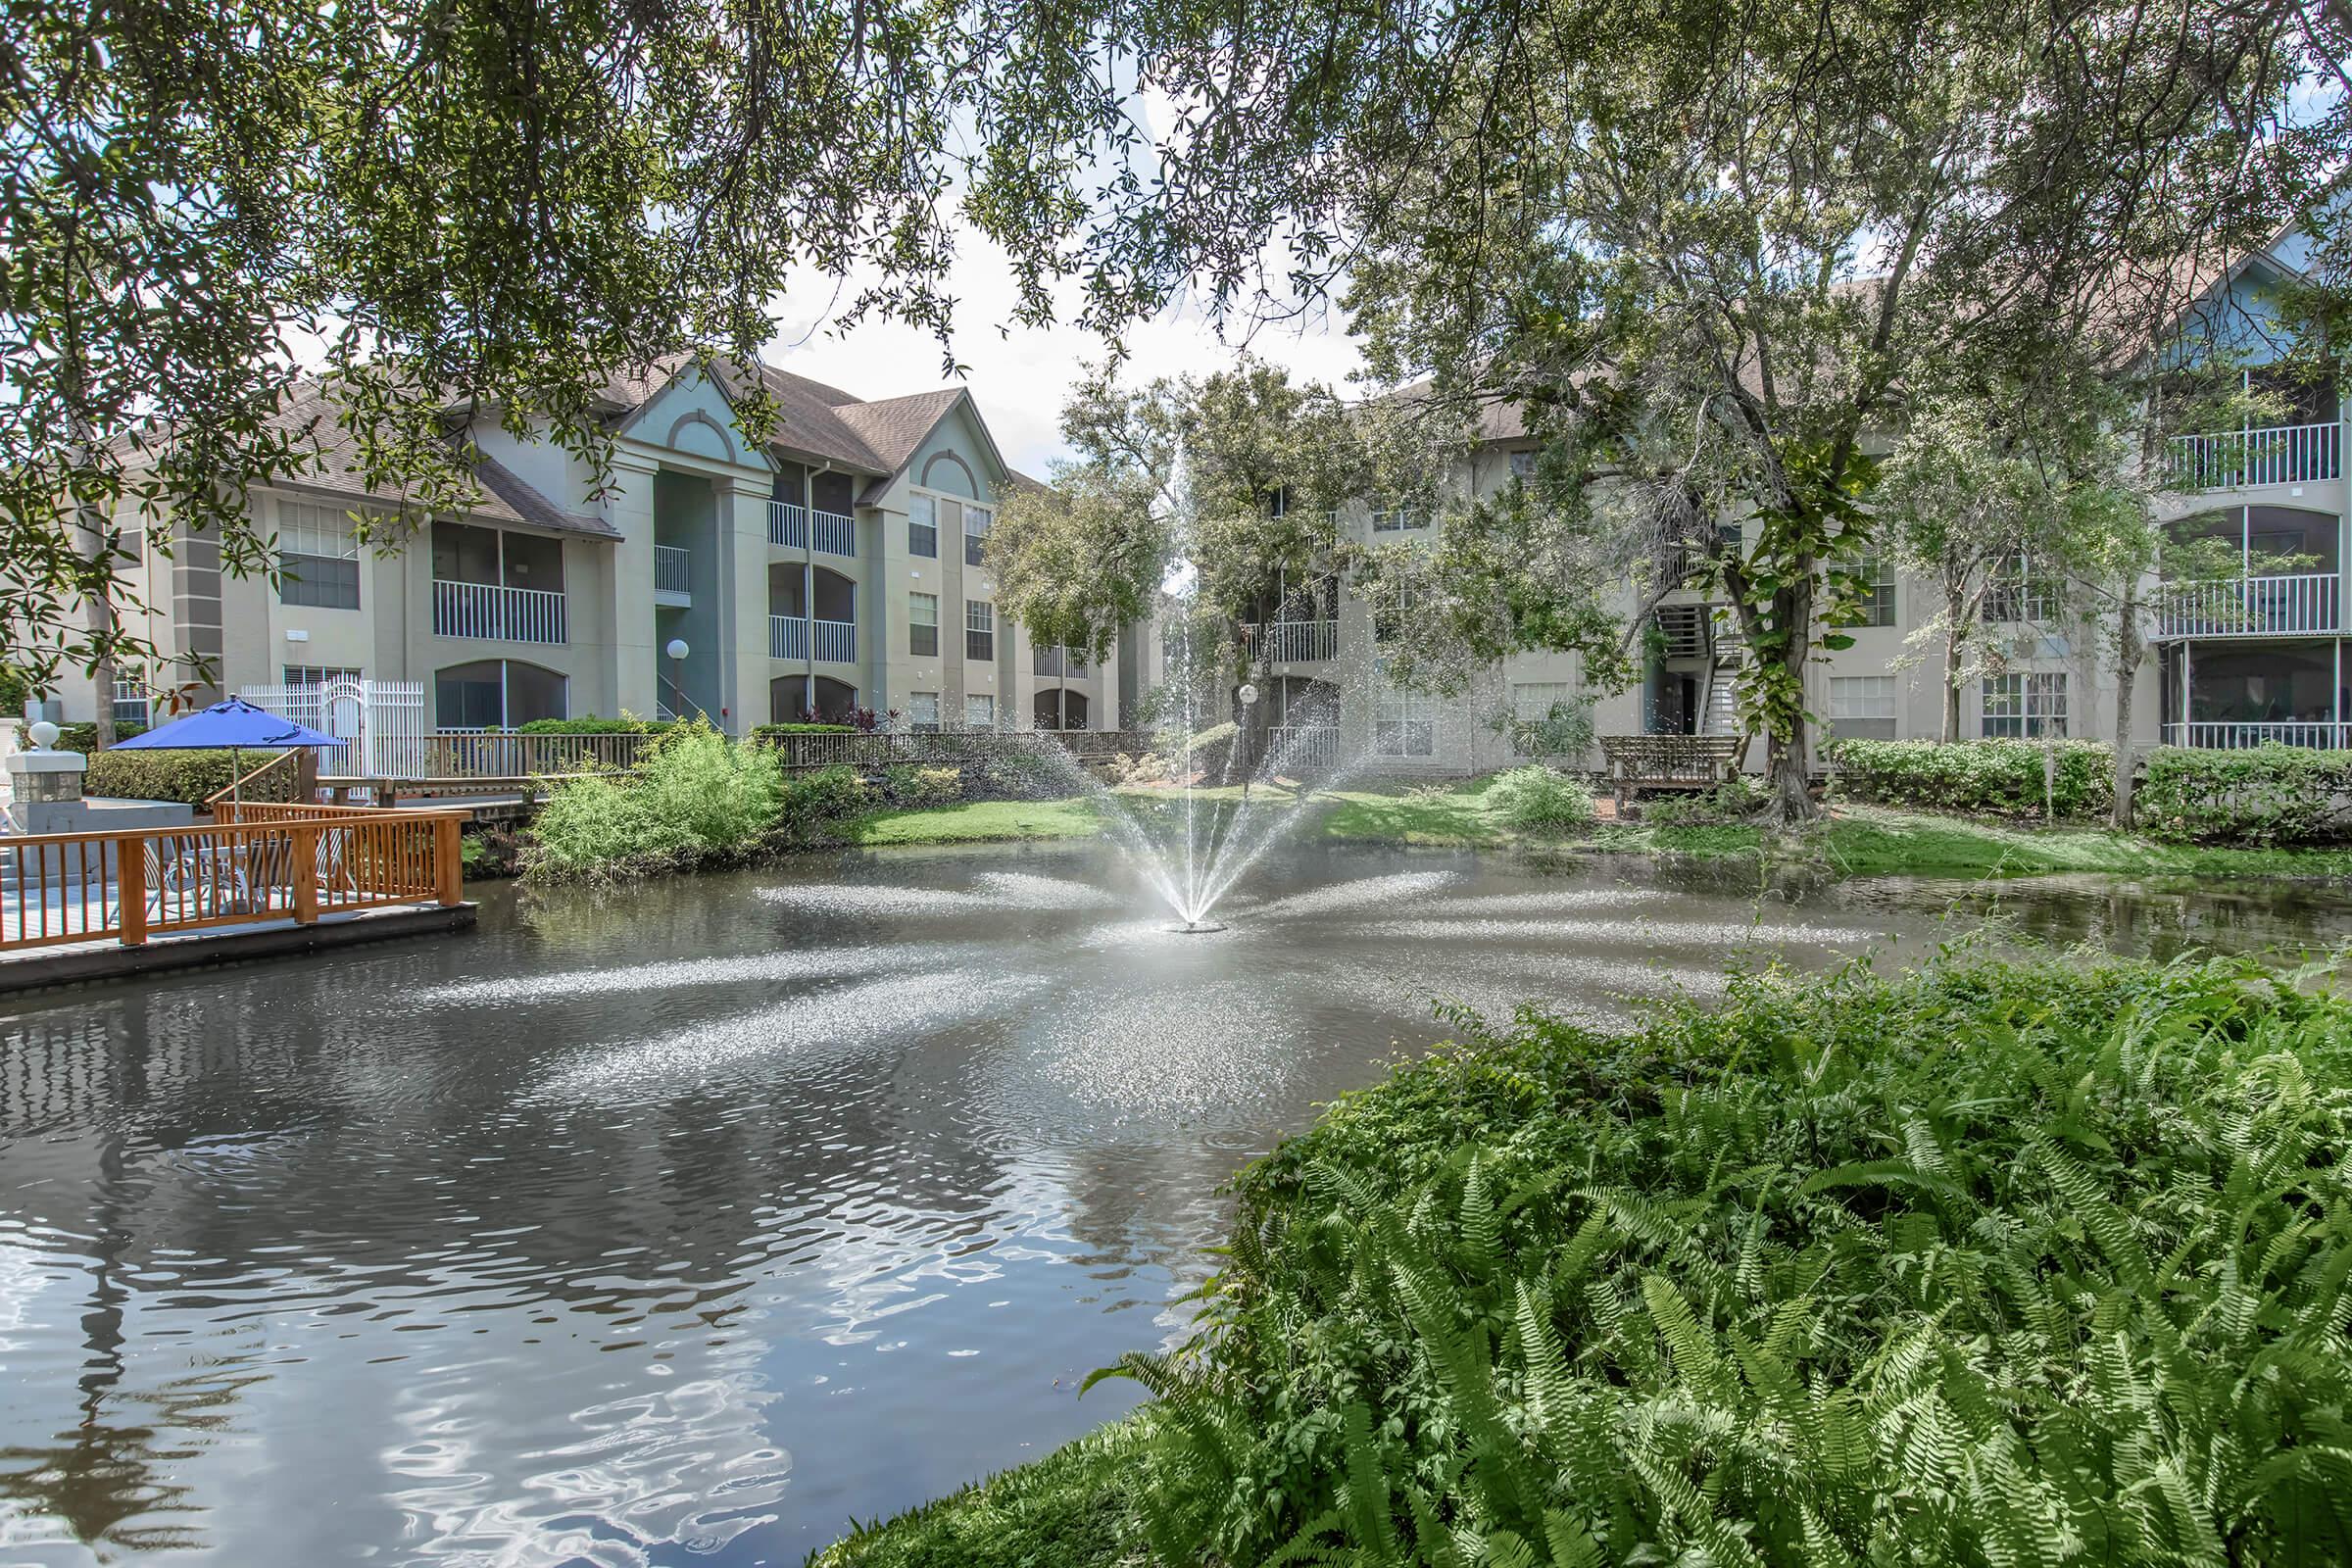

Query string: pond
[4,840,2350,1566]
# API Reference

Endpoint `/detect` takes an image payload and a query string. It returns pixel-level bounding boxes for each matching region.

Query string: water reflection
[4,841,2350,1565]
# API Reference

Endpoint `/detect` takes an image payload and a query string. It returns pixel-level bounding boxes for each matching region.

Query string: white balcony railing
[811,509,855,558]
[769,613,806,661]
[769,615,857,662]
[767,501,855,556]
[769,501,807,548]
[433,579,566,645]
[2169,422,2342,489]
[654,545,690,600]
[2157,573,2340,638]
[1032,647,1094,678]
[1244,619,1341,662]
[2162,721,2352,751]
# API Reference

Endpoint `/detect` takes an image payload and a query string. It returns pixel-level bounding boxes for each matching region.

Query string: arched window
[773,675,858,724]
[434,660,566,729]
[1032,687,1090,731]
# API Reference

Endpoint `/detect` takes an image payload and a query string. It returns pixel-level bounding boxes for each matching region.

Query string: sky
[760,221,1368,479]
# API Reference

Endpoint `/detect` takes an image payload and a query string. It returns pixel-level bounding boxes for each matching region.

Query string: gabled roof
[264,380,614,537]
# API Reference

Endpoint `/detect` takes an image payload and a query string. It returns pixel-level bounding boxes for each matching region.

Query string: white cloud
[760,220,1365,476]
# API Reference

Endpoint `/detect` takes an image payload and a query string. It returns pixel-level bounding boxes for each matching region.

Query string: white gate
[238,679,426,775]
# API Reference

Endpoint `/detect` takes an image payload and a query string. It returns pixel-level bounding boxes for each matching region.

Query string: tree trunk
[1942,629,1962,743]
[2111,585,2140,830]
[1768,581,1816,825]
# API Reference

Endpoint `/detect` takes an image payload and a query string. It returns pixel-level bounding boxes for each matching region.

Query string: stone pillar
[5,730,88,837]
[608,456,662,719]
[714,475,772,737]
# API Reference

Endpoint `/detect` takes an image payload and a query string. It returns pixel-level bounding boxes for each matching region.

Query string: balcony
[654,545,690,606]
[769,614,856,662]
[2162,721,2352,751]
[1032,646,1094,678]
[767,501,855,557]
[1243,619,1340,662]
[2156,573,2339,638]
[2169,422,2342,490]
[433,579,566,645]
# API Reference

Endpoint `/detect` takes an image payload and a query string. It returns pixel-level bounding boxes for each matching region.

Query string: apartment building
[1128,218,2345,775]
[48,356,1118,742]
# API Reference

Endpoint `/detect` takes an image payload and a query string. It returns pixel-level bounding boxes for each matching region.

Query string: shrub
[2138,743,2352,846]
[1491,693,1597,767]
[515,714,678,735]
[1487,764,1596,833]
[1825,735,2114,818]
[1642,772,1767,825]
[53,720,148,752]
[523,723,786,880]
[771,764,869,844]
[879,764,963,808]
[1102,955,2352,1568]
[0,666,28,714]
[980,747,1072,801]
[80,748,294,807]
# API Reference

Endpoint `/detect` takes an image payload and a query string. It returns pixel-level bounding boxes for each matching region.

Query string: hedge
[1824,736,2114,818]
[81,748,296,807]
[515,714,681,735]
[53,720,149,752]
[748,722,859,741]
[2137,743,2352,846]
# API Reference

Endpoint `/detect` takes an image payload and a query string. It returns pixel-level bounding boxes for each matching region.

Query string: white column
[608,457,662,719]
[715,475,770,737]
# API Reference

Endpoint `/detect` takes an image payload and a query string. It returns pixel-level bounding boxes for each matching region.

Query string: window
[1508,451,1538,479]
[431,520,564,591]
[964,506,992,566]
[909,591,939,657]
[279,502,362,611]
[1830,675,1898,741]
[963,693,996,729]
[1985,556,2054,623]
[1371,508,1425,533]
[907,692,941,732]
[1837,558,1895,627]
[1511,681,1576,720]
[965,600,995,661]
[283,664,363,687]
[112,678,150,728]
[1034,687,1090,730]
[1982,671,2067,738]
[908,495,938,559]
[435,660,565,729]
[1375,687,1436,758]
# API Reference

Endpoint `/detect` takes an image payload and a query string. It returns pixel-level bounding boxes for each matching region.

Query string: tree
[1324,0,2333,822]
[989,359,1375,676]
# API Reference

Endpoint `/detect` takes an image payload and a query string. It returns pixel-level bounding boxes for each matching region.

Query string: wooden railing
[407,732,654,777]
[202,749,308,811]
[1598,734,1748,808]
[0,808,465,953]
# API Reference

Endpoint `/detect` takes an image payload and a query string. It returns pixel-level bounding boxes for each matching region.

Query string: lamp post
[1236,681,1260,799]
[664,638,690,722]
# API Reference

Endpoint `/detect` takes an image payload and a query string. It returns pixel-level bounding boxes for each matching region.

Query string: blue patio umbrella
[109,698,345,803]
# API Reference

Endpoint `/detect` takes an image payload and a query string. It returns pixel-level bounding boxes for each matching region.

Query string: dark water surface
[5,841,2350,1565]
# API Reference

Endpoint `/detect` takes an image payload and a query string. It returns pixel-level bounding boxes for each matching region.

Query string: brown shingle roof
[264,380,614,537]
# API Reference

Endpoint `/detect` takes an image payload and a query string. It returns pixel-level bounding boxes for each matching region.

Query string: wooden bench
[1598,735,1749,812]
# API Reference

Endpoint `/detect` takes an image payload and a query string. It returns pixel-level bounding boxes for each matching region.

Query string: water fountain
[1004,443,1396,932]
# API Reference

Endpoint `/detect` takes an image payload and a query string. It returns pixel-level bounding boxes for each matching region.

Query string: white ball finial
[1236,682,1259,707]
[27,720,59,750]
[664,639,690,662]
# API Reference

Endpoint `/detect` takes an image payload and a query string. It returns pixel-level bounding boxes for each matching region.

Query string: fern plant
[1099,954,2352,1566]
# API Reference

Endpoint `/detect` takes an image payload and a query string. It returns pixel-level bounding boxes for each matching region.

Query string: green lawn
[850,797,1106,845]
[1814,804,2352,879]
[809,1416,1146,1568]
[841,783,2352,879]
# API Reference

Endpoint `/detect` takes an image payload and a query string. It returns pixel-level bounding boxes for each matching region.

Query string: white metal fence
[238,678,429,775]
[2161,721,2352,751]
[654,546,690,598]
[769,616,858,662]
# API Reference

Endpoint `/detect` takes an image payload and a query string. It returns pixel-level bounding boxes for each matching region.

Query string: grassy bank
[819,952,2352,1566]
[847,780,2352,879]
